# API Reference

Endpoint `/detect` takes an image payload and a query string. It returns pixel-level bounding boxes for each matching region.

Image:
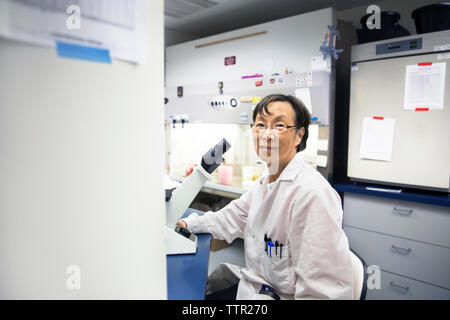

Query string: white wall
[165,8,335,86]
[0,1,166,299]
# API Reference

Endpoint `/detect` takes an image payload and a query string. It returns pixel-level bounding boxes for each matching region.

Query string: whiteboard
[348,52,450,191]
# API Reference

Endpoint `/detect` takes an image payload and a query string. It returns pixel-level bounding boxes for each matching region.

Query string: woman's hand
[177,220,187,229]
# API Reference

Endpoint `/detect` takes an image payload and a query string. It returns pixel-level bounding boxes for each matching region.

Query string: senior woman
[178,94,353,300]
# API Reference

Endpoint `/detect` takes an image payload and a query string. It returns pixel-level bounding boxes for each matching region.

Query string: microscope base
[165,225,198,255]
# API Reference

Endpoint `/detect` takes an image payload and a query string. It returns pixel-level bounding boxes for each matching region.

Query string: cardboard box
[210,238,230,252]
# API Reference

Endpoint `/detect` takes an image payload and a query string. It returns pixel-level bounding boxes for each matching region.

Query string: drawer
[344,226,450,289]
[343,193,450,248]
[366,270,450,300]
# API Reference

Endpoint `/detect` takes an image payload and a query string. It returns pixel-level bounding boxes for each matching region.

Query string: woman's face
[253,101,304,173]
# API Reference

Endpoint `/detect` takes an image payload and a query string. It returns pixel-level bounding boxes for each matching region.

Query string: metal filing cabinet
[342,192,450,300]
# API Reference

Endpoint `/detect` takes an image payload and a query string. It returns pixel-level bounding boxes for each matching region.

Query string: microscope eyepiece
[201,138,231,174]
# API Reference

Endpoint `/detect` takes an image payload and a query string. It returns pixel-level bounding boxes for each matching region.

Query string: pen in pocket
[264,234,267,253]
[267,240,274,257]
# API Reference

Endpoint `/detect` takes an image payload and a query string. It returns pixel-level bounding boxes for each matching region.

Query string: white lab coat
[183,152,354,300]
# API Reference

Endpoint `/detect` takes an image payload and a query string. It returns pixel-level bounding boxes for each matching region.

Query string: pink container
[218,165,233,185]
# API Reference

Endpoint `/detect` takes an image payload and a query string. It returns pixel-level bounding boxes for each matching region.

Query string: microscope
[165,138,231,255]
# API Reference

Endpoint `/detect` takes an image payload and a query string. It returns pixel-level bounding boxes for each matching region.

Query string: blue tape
[56,41,111,64]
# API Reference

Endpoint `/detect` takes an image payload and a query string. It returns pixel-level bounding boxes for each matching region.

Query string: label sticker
[437,53,450,60]
[434,44,450,51]
[225,56,236,66]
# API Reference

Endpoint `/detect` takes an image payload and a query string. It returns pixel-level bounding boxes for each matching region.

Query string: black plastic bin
[412,3,450,34]
[357,11,410,44]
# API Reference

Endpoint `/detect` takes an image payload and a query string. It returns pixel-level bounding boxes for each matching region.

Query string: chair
[349,249,368,300]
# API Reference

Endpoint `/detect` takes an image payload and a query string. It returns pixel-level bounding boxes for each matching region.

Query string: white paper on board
[359,117,395,162]
[403,62,446,110]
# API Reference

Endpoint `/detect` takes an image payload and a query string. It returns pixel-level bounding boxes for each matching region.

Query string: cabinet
[342,192,450,300]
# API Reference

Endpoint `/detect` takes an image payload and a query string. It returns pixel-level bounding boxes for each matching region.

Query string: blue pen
[267,241,274,258]
[266,238,272,257]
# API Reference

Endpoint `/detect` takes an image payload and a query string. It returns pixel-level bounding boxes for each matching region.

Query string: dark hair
[252,94,310,152]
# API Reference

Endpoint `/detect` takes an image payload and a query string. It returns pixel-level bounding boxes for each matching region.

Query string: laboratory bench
[167,183,450,299]
[166,208,211,300]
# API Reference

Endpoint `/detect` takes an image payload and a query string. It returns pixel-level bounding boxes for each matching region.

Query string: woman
[178,94,354,300]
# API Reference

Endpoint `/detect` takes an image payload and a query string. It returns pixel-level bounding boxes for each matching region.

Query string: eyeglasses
[251,123,298,133]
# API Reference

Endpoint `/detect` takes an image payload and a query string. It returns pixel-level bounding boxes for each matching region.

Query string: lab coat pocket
[261,244,290,291]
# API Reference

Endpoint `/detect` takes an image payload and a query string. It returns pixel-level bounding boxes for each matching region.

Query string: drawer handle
[393,207,413,216]
[390,281,410,292]
[391,244,412,255]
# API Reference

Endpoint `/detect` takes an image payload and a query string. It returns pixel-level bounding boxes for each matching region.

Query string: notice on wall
[0,0,147,64]
[359,117,395,162]
[403,62,446,110]
[311,55,329,71]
